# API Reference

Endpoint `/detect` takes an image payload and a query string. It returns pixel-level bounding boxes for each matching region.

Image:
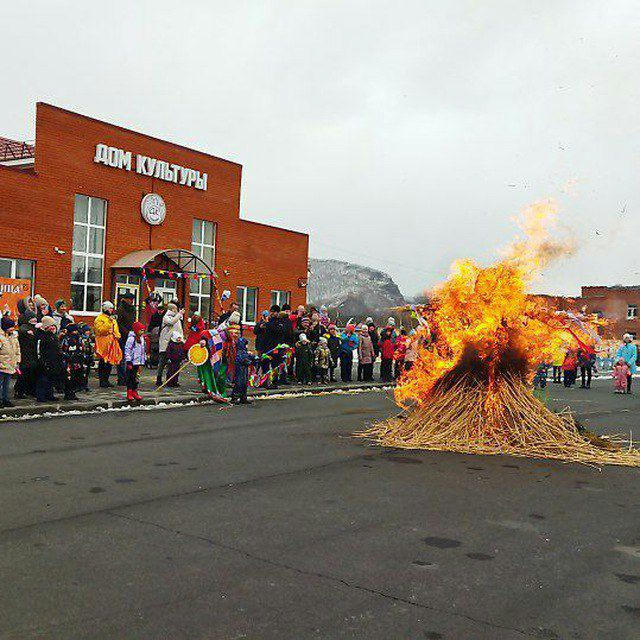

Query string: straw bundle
[356,376,640,467]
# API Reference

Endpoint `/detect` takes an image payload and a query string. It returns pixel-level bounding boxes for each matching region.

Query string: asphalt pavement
[1,379,640,639]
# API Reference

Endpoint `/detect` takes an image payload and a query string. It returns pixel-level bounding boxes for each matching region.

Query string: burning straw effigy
[357,200,640,466]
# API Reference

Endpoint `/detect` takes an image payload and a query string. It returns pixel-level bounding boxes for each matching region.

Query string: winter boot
[132,390,143,401]
[126,389,135,402]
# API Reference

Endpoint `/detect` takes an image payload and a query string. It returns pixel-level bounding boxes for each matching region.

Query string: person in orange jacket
[93,301,121,387]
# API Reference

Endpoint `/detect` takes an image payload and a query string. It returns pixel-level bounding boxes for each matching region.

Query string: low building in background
[579,286,640,339]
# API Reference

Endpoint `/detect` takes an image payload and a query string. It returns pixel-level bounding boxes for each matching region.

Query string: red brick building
[0,103,308,324]
[579,286,640,339]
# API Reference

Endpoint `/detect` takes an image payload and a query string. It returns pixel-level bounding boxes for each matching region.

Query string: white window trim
[0,257,35,282]
[71,195,107,313]
[190,219,216,315]
[237,285,258,325]
[270,290,291,308]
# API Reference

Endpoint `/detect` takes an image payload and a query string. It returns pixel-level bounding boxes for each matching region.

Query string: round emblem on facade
[141,193,166,226]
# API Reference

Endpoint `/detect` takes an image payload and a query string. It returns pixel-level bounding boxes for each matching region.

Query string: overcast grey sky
[3,1,639,296]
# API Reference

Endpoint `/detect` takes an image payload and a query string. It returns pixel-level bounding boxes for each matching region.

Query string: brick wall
[579,286,640,338]
[0,103,308,321]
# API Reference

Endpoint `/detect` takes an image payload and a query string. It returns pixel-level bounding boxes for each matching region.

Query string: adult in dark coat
[366,318,380,359]
[35,316,66,402]
[263,305,290,388]
[116,293,137,385]
[14,310,38,398]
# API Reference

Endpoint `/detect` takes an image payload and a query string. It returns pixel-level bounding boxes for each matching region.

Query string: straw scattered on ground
[356,375,640,467]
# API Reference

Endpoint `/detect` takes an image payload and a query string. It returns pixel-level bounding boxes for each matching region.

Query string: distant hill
[307,258,405,321]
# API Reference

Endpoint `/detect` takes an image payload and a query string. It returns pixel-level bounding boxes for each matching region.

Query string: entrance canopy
[112,248,217,277]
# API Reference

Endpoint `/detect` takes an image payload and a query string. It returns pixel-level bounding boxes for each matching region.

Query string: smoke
[502,199,577,277]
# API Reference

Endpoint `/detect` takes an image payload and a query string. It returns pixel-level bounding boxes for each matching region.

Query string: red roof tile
[0,136,34,162]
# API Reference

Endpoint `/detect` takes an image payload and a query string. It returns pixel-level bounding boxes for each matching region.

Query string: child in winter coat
[393,329,408,379]
[295,333,314,384]
[613,358,630,393]
[379,327,395,382]
[124,321,146,402]
[326,325,341,382]
[357,325,375,382]
[78,324,94,391]
[315,337,334,383]
[166,331,185,388]
[0,316,21,407]
[404,331,419,372]
[562,349,578,388]
[61,324,87,393]
[232,337,257,404]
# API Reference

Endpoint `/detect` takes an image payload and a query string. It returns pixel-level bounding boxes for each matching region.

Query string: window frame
[190,218,216,316]
[270,290,291,308]
[71,194,107,314]
[237,286,258,325]
[0,257,35,283]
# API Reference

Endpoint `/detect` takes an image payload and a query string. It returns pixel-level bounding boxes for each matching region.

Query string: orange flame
[397,200,592,408]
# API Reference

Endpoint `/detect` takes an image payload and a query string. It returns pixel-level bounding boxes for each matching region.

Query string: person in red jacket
[379,327,395,382]
[183,313,205,352]
[562,348,578,388]
[393,329,408,379]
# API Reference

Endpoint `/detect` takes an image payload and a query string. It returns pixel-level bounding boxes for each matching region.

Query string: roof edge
[239,218,308,238]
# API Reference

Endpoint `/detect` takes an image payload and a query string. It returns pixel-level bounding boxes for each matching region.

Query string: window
[71,195,107,313]
[237,286,257,324]
[190,219,216,316]
[627,304,637,320]
[0,257,35,282]
[270,290,290,308]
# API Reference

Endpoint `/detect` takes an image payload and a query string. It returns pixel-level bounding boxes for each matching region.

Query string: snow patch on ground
[0,386,392,424]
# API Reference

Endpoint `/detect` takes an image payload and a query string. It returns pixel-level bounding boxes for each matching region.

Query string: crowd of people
[0,293,422,408]
[2,291,637,409]
[252,304,420,388]
[534,333,638,394]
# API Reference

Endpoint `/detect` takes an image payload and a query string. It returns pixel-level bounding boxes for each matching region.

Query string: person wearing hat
[52,299,74,334]
[379,326,396,382]
[0,316,20,407]
[357,324,375,382]
[33,294,52,322]
[315,336,334,384]
[14,309,38,399]
[366,317,380,361]
[295,333,314,385]
[157,302,184,386]
[616,333,637,394]
[35,315,65,402]
[60,324,84,397]
[339,324,359,382]
[165,330,185,388]
[326,324,341,382]
[94,301,122,388]
[231,336,257,404]
[124,321,147,402]
[262,305,288,389]
[116,292,137,385]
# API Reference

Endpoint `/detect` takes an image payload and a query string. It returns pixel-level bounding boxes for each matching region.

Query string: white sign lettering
[94,143,208,191]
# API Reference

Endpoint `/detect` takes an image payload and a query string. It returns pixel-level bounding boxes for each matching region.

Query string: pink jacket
[613,363,630,385]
